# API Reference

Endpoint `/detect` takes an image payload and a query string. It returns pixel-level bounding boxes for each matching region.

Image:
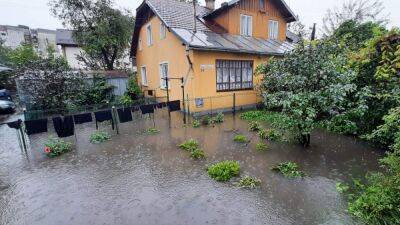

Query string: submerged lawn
[0,110,383,225]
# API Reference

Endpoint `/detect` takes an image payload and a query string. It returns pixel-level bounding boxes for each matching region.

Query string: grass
[178,139,199,151]
[240,110,293,131]
[237,176,261,188]
[146,128,160,135]
[207,160,240,182]
[272,162,305,178]
[234,134,249,143]
[256,142,269,151]
[90,131,111,144]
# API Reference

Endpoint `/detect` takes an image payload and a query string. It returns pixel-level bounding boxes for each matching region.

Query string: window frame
[216,59,254,92]
[159,61,169,89]
[138,38,142,51]
[160,22,166,40]
[268,20,279,40]
[146,24,153,46]
[240,14,252,36]
[140,66,148,86]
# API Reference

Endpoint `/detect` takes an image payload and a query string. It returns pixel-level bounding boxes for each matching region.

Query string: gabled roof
[203,0,297,23]
[131,0,296,57]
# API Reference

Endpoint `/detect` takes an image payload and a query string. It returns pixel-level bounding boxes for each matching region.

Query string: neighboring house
[0,25,60,57]
[131,0,297,113]
[56,29,86,69]
[32,29,60,58]
[0,25,31,49]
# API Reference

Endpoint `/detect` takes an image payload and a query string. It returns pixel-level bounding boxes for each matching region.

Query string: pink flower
[44,147,51,154]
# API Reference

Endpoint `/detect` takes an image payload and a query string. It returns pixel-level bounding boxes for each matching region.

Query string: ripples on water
[0,110,383,225]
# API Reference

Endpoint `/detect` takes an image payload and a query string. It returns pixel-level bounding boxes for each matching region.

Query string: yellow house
[131,0,297,114]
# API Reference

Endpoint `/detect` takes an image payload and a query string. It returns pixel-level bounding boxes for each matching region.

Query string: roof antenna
[193,0,197,33]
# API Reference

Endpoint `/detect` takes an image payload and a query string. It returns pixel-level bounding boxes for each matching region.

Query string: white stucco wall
[62,46,85,69]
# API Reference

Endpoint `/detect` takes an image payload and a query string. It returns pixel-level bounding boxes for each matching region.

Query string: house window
[216,60,253,92]
[259,0,265,10]
[141,66,148,86]
[146,24,153,46]
[240,14,252,36]
[160,23,166,39]
[159,62,169,89]
[139,38,142,51]
[269,20,279,40]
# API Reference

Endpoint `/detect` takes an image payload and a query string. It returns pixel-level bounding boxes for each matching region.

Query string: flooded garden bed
[0,110,383,225]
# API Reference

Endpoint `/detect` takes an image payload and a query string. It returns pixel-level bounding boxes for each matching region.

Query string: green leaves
[89,131,111,144]
[258,41,356,146]
[50,0,135,70]
[271,162,305,178]
[207,161,240,182]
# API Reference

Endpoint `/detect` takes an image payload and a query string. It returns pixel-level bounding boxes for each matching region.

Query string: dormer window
[268,20,279,40]
[240,14,252,36]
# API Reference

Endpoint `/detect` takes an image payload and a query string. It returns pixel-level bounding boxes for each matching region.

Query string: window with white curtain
[268,20,279,40]
[216,60,253,91]
[141,66,147,86]
[146,24,153,46]
[240,14,252,36]
[159,62,169,89]
[160,23,166,39]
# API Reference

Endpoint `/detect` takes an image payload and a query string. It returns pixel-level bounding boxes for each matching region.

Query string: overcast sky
[0,0,399,32]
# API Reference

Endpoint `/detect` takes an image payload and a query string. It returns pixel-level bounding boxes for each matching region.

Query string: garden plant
[207,160,240,182]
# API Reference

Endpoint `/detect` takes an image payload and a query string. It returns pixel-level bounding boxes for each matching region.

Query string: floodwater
[0,110,383,225]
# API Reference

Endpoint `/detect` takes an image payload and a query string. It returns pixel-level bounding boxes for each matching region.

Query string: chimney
[205,0,215,10]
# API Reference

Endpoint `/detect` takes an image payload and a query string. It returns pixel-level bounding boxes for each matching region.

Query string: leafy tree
[257,41,356,146]
[7,44,40,69]
[50,0,135,70]
[322,0,388,36]
[0,39,10,66]
[16,57,86,110]
[331,20,386,51]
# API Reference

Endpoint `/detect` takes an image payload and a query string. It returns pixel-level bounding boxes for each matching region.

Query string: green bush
[258,129,281,141]
[233,134,248,143]
[44,138,72,157]
[212,112,224,124]
[256,142,268,151]
[201,115,212,125]
[89,131,111,144]
[237,176,261,188]
[190,148,206,159]
[248,121,262,132]
[178,139,199,151]
[365,107,400,148]
[207,160,240,182]
[272,162,305,178]
[192,119,200,128]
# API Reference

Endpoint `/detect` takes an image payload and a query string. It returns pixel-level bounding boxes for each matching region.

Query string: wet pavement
[0,110,383,225]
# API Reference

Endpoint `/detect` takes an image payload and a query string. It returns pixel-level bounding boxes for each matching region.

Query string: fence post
[233,93,236,115]
[112,106,119,135]
[181,77,186,124]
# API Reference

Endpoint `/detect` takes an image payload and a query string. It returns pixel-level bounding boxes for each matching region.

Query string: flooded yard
[0,110,383,225]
